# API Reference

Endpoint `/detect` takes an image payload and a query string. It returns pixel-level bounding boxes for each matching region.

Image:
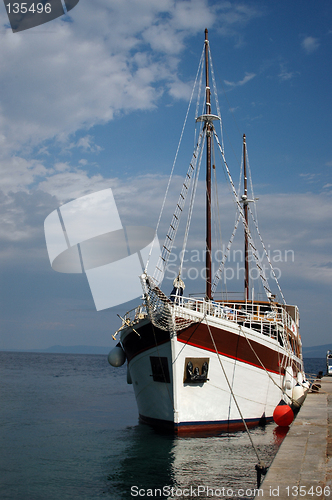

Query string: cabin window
[150,356,170,383]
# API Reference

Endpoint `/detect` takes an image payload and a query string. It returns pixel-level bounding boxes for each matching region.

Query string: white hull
[120,304,303,433]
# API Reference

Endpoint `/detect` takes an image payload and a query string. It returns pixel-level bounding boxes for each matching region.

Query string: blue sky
[0,0,331,351]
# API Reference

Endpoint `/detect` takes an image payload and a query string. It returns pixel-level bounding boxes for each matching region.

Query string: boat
[327,350,332,376]
[108,30,307,434]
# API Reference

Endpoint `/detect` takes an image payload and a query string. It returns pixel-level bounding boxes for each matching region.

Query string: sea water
[0,352,325,500]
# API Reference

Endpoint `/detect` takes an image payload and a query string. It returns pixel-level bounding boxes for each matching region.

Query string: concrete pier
[255,377,332,499]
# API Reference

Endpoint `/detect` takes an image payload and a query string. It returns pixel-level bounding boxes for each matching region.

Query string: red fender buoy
[273,400,294,427]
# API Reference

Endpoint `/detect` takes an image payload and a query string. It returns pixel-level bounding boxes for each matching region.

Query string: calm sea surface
[0,352,326,500]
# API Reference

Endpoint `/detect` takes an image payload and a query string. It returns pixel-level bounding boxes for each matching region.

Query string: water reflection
[106,422,284,500]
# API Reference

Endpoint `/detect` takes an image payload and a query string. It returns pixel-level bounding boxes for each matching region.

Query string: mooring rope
[205,318,270,487]
[205,319,266,467]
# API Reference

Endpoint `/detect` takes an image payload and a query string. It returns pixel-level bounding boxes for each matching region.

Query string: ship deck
[123,294,302,360]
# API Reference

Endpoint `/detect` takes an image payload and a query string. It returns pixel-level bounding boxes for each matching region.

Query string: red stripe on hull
[177,322,285,375]
[177,338,280,375]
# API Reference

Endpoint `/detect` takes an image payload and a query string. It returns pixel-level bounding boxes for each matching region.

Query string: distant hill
[302,344,332,358]
[44,345,110,354]
[39,345,110,354]
[38,343,332,357]
[2,345,110,355]
[3,343,331,357]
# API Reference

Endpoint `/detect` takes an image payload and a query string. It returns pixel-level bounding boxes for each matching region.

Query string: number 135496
[6,3,52,14]
[285,485,330,497]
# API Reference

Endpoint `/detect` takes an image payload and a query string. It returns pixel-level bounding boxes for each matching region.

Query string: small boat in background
[327,350,332,376]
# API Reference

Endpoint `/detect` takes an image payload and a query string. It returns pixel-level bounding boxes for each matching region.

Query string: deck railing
[122,295,297,348]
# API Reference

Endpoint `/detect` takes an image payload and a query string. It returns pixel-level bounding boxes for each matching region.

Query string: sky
[0,0,331,351]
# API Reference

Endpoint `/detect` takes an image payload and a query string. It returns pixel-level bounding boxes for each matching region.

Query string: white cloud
[0,156,47,193]
[278,62,298,82]
[216,2,264,42]
[168,78,195,100]
[75,136,103,153]
[224,72,256,88]
[0,164,331,348]
[143,24,185,55]
[1,1,329,344]
[0,22,160,150]
[0,0,266,156]
[0,189,55,243]
[299,172,318,183]
[4,166,331,294]
[172,0,215,30]
[37,169,114,202]
[301,36,320,54]
[0,0,213,153]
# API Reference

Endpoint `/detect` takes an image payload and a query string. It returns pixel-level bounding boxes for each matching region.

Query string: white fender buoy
[283,366,295,398]
[302,380,310,394]
[108,344,126,367]
[292,383,305,406]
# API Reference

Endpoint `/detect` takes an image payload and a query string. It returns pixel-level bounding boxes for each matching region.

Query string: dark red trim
[121,322,170,362]
[139,413,273,436]
[122,318,297,377]
[177,322,286,375]
[177,338,281,374]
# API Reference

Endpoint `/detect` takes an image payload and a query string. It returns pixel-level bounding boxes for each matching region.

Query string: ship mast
[243,134,249,300]
[205,28,212,300]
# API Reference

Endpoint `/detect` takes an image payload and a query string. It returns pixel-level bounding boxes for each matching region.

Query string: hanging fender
[108,343,126,367]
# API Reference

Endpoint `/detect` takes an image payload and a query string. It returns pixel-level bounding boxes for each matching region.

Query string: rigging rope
[242,142,284,302]
[212,141,223,267]
[245,149,259,226]
[247,205,286,304]
[239,325,300,407]
[205,319,266,468]
[212,129,273,300]
[179,130,206,277]
[208,44,225,152]
[153,130,205,285]
[145,46,205,278]
[211,212,241,295]
[193,50,205,150]
[238,150,243,200]
[195,51,205,121]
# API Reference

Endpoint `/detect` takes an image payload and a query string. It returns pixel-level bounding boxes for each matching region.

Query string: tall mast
[205,28,212,300]
[243,134,249,300]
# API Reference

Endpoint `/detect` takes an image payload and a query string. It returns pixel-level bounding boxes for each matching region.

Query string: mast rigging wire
[145,46,205,277]
[212,130,273,300]
[153,130,205,285]
[178,129,206,277]
[248,205,286,304]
